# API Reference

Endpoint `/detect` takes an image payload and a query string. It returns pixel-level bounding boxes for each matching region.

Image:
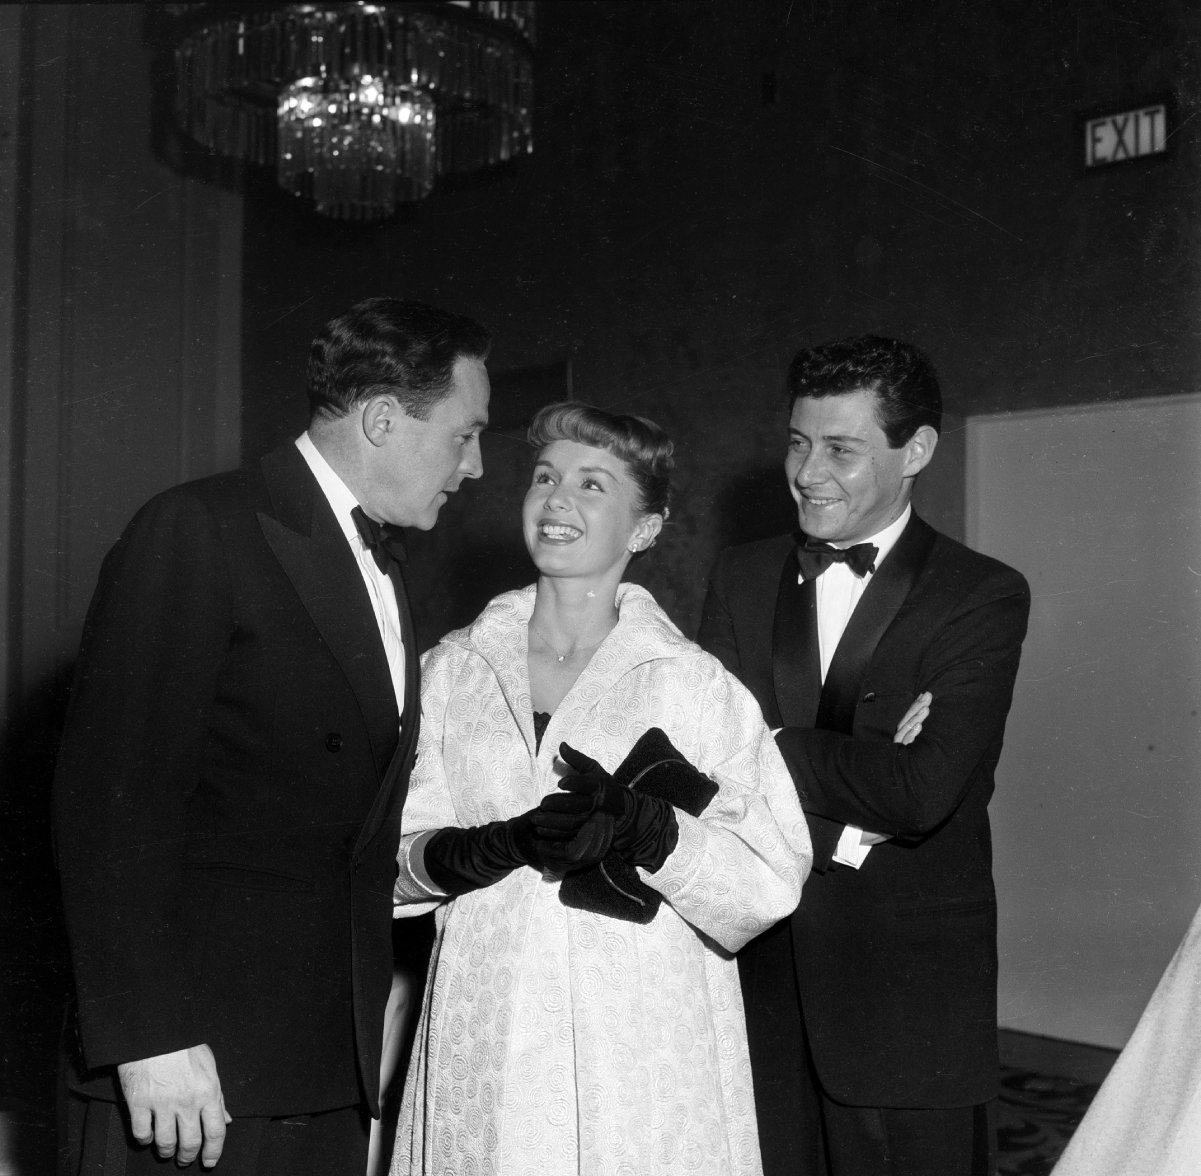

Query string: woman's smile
[537,521,583,543]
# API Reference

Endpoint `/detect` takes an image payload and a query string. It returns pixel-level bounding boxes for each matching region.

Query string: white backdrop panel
[967,394,1201,1049]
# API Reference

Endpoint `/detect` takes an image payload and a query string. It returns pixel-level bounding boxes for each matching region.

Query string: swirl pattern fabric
[391,583,812,1175]
[1050,902,1201,1176]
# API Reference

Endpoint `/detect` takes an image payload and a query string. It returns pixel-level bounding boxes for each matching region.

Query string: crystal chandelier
[170,2,535,219]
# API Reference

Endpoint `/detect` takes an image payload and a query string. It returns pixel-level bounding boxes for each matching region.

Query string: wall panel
[969,396,1201,1047]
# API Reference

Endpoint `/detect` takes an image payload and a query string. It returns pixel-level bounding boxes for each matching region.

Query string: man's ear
[902,425,938,478]
[361,395,397,448]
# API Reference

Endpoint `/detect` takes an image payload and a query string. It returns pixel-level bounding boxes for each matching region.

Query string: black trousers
[820,1096,996,1176]
[741,921,996,1176]
[63,1094,371,1176]
[741,920,825,1176]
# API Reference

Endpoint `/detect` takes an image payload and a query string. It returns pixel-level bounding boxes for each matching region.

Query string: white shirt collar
[294,431,361,542]
[846,503,912,572]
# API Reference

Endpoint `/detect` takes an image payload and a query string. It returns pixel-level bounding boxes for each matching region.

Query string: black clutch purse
[558,727,719,924]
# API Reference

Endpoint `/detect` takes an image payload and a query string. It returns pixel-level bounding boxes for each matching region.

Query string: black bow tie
[352,506,407,573]
[796,535,878,580]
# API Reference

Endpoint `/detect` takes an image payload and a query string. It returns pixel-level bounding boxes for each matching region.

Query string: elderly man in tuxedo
[54,297,491,1175]
[699,335,1029,1176]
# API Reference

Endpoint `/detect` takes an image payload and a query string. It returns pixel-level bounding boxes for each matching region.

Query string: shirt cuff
[832,824,873,869]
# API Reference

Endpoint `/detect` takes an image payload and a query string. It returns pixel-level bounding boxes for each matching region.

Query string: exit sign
[1084,102,1169,168]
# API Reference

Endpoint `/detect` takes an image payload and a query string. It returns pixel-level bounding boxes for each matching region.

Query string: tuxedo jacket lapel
[816,515,936,732]
[257,446,401,784]
[772,548,823,728]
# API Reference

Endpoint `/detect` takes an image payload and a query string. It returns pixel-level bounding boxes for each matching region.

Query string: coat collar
[442,582,696,759]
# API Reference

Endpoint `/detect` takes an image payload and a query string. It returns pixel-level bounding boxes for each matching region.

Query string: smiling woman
[388,402,813,1176]
[520,403,672,675]
[523,440,655,589]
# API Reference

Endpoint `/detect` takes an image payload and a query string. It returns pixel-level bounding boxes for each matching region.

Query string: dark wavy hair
[527,402,674,521]
[786,335,941,446]
[307,297,491,421]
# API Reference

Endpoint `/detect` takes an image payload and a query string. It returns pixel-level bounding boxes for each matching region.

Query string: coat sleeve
[393,647,462,916]
[53,490,233,1070]
[639,660,812,954]
[774,569,1030,838]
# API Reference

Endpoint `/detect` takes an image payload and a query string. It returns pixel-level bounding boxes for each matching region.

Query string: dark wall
[242,0,1200,643]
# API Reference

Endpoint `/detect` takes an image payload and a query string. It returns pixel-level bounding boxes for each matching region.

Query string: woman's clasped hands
[534,743,677,874]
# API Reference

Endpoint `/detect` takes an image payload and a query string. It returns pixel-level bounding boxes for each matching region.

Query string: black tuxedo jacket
[699,515,1029,1108]
[53,443,418,1118]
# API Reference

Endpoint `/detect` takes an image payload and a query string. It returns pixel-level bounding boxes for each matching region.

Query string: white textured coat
[391,583,812,1176]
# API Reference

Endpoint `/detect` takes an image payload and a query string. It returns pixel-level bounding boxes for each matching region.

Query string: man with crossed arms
[700,335,1029,1176]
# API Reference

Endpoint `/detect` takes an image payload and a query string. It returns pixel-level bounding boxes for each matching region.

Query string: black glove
[554,741,678,871]
[533,801,617,872]
[533,748,619,872]
[422,786,606,896]
[423,808,561,897]
[556,728,719,924]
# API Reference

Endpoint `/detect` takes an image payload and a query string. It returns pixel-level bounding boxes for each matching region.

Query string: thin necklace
[529,620,607,664]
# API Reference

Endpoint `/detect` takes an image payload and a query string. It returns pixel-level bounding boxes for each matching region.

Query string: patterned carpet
[997,1065,1101,1175]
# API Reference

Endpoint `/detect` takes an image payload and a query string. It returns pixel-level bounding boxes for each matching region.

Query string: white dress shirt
[804,505,912,868]
[295,432,407,719]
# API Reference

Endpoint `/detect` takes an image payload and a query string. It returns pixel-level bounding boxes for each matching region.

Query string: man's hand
[847,693,934,851]
[118,1044,231,1168]
[893,690,932,746]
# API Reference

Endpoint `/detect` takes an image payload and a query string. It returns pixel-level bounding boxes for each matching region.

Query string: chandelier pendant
[170,2,535,219]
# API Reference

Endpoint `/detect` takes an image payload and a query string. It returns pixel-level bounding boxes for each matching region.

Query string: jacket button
[325,732,343,752]
[861,692,877,703]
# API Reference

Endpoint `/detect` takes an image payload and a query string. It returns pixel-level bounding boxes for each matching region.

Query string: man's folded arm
[775,579,1030,839]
